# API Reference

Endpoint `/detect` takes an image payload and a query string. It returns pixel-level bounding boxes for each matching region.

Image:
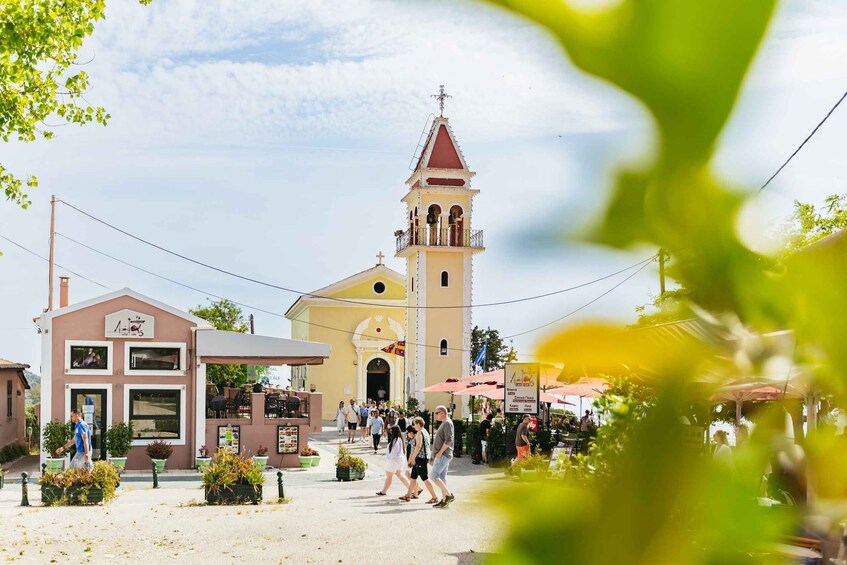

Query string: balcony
[395,227,484,254]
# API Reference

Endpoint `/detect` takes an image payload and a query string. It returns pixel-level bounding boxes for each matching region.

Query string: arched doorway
[366,357,390,403]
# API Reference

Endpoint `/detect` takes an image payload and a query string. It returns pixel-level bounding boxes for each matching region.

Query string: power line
[503,258,656,339]
[56,198,656,310]
[0,234,111,290]
[759,88,847,192]
[53,231,652,351]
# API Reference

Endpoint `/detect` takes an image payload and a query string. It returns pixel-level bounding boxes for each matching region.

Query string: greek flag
[473,343,487,368]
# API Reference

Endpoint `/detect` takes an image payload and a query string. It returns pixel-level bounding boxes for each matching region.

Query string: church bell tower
[395,88,484,409]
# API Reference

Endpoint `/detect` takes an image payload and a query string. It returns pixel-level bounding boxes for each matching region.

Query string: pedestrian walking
[369,409,384,453]
[479,412,494,464]
[515,414,531,463]
[344,399,360,443]
[336,401,346,435]
[430,405,455,508]
[400,417,437,504]
[376,425,410,496]
[56,409,92,470]
[360,402,370,443]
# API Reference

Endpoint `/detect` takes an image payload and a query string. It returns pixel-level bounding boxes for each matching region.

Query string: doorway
[70,388,108,461]
[366,357,390,404]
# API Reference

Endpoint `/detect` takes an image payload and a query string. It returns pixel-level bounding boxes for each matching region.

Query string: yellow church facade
[285,111,483,420]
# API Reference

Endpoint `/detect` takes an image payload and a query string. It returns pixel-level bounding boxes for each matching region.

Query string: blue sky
[2,0,847,376]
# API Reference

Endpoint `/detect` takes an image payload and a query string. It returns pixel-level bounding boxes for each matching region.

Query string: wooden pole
[658,248,666,295]
[48,195,56,311]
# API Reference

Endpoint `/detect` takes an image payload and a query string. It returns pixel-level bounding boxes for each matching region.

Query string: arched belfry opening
[366,357,390,403]
[426,204,442,246]
[449,205,464,246]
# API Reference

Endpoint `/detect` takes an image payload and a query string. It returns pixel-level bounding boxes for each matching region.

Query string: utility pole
[48,195,56,311]
[249,314,255,335]
[658,248,666,295]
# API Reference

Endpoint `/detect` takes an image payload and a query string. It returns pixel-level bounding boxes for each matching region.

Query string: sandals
[417,488,423,496]
[399,495,412,502]
[425,497,439,504]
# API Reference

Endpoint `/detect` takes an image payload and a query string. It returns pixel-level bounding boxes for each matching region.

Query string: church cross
[376,251,385,265]
[431,85,452,117]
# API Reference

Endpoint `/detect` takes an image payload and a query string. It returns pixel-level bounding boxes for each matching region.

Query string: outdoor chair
[209,395,227,418]
[265,394,281,418]
[285,395,301,418]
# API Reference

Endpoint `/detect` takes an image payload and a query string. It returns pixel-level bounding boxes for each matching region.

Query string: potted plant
[42,420,72,471]
[298,446,317,468]
[40,461,120,505]
[308,447,321,467]
[196,445,212,470]
[146,440,173,473]
[511,450,549,482]
[104,421,134,471]
[335,444,366,481]
[252,445,269,469]
[202,448,264,505]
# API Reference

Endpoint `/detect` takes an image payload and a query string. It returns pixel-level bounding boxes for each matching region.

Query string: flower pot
[42,485,105,505]
[109,457,127,471]
[252,455,269,469]
[196,457,212,471]
[310,456,321,467]
[335,466,364,481]
[298,455,314,468]
[151,459,167,473]
[204,484,263,505]
[46,457,65,471]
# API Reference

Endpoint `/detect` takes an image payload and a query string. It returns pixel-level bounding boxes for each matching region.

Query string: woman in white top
[376,425,410,496]
[335,401,346,435]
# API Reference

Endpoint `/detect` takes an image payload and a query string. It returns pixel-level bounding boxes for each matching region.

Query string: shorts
[410,458,429,481]
[516,444,530,459]
[70,452,93,470]
[481,440,488,453]
[431,455,451,482]
[348,422,357,430]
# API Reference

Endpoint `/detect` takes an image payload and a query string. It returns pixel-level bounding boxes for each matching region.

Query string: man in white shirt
[344,399,360,443]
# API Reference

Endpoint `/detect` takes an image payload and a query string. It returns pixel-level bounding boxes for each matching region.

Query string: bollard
[276,470,284,500]
[152,460,159,489]
[41,463,47,476]
[20,472,29,507]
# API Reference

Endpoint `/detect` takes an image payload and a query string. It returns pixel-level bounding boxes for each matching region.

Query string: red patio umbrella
[453,382,500,396]
[420,378,469,393]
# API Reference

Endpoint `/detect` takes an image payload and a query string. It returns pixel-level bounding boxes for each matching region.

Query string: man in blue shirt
[369,409,384,454]
[56,409,92,470]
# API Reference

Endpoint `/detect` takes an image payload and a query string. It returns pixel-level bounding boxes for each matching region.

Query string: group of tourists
[335,399,421,453]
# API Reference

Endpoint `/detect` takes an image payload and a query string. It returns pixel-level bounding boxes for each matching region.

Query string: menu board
[217,424,240,453]
[277,425,299,454]
[504,363,540,415]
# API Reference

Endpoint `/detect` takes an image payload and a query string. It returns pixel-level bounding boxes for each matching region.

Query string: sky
[1,0,847,377]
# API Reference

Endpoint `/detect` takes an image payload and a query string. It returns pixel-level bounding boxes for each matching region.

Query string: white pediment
[105,309,155,339]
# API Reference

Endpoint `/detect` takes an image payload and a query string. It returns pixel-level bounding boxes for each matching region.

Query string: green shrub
[201,448,265,502]
[335,444,366,473]
[486,422,506,463]
[42,420,72,458]
[0,442,28,463]
[39,461,120,505]
[532,429,555,454]
[104,421,134,458]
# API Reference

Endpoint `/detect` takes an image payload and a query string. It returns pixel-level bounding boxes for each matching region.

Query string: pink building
[37,288,330,470]
[0,358,30,450]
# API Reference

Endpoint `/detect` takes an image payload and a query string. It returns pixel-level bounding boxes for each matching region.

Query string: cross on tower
[376,251,385,265]
[431,85,452,117]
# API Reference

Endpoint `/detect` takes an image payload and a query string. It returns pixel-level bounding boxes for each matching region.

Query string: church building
[285,104,484,420]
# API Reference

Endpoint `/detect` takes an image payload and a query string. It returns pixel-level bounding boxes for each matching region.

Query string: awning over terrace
[195,329,331,366]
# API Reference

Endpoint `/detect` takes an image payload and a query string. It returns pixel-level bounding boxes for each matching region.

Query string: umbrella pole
[735,399,742,430]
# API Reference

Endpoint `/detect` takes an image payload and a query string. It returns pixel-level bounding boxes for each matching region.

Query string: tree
[783,193,847,254]
[0,0,150,209]
[189,299,268,387]
[470,325,517,372]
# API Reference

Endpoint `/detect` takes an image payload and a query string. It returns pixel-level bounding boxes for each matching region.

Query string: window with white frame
[128,388,181,440]
[124,342,186,375]
[65,341,113,375]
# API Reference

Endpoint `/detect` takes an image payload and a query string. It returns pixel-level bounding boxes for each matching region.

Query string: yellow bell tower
[395,101,484,410]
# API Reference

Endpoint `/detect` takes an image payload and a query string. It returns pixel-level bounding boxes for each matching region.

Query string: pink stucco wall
[0,369,27,449]
[205,392,323,468]
[49,295,198,470]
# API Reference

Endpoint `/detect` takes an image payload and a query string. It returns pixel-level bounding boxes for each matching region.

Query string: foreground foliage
[39,461,120,505]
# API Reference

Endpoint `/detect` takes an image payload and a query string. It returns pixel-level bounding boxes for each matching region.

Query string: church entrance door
[366,357,390,404]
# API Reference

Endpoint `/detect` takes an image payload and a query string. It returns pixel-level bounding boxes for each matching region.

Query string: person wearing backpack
[400,417,437,504]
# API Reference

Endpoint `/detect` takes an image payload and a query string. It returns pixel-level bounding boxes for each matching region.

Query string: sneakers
[433,500,448,509]
[445,494,455,505]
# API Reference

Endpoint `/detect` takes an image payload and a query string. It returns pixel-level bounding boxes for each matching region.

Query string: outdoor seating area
[205,384,310,420]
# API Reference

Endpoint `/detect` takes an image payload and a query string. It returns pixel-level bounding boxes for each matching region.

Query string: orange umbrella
[421,378,469,393]
[548,377,609,398]
[476,387,572,405]
[454,382,500,396]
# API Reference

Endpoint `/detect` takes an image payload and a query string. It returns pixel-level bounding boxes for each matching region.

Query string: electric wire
[0,234,111,290]
[56,198,657,310]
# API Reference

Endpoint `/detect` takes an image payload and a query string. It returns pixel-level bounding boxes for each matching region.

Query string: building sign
[504,362,540,415]
[105,309,155,339]
[277,425,299,454]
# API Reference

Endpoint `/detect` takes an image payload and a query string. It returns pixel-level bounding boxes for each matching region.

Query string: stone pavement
[0,426,508,564]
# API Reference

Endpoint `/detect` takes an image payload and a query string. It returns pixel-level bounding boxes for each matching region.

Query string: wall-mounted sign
[504,363,540,416]
[105,309,154,339]
[218,424,240,453]
[277,425,299,454]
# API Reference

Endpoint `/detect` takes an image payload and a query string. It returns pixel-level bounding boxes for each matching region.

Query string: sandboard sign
[504,362,540,416]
